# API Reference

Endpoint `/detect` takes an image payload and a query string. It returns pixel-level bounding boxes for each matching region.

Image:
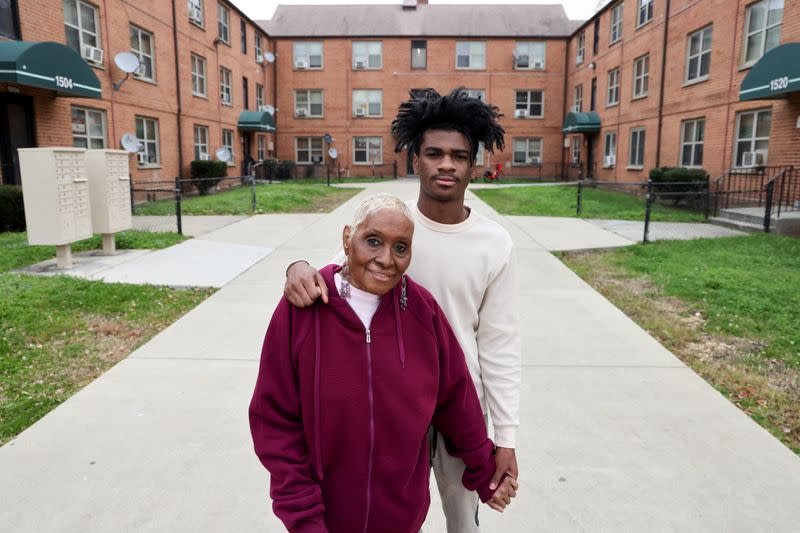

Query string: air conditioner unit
[134,62,147,77]
[571,105,580,113]
[355,107,367,116]
[515,54,529,68]
[137,152,148,164]
[258,105,270,112]
[189,6,202,24]
[82,45,104,64]
[354,60,366,69]
[296,108,307,117]
[577,52,584,64]
[532,59,545,69]
[604,155,616,167]
[514,109,528,118]
[528,156,541,165]
[742,151,755,167]
[295,59,308,69]
[754,150,768,166]
[199,152,210,161]
[256,53,264,64]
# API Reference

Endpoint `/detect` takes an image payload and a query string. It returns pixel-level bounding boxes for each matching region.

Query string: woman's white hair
[348,194,413,241]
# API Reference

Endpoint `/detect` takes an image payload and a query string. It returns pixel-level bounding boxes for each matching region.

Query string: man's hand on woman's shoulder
[284,261,329,307]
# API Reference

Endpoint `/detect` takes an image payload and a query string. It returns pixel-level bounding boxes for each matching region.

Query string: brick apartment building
[0,0,275,187]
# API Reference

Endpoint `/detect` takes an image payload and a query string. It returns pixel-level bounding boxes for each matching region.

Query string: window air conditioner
[82,45,104,64]
[256,53,264,64]
[296,108,307,117]
[528,156,541,165]
[295,59,308,69]
[741,151,755,167]
[355,107,367,116]
[514,109,528,118]
[258,105,270,112]
[577,52,584,63]
[754,150,767,166]
[532,59,545,69]
[189,6,202,24]
[134,62,147,77]
[605,155,616,167]
[354,60,366,69]
[571,105,580,113]
[137,152,148,164]
[199,152,210,161]
[515,54,529,68]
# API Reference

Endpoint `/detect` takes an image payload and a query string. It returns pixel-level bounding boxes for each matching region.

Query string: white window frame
[256,83,265,108]
[293,41,323,69]
[607,67,620,105]
[512,138,543,166]
[130,25,155,82]
[63,0,100,58]
[637,0,653,28]
[680,118,705,168]
[294,89,323,117]
[191,53,206,97]
[352,89,382,118]
[255,34,263,61]
[685,25,713,84]
[411,40,427,69]
[193,124,209,161]
[576,32,585,64]
[353,136,383,165]
[188,0,204,27]
[295,137,324,165]
[742,0,783,67]
[515,90,544,118]
[476,142,485,165]
[71,106,106,149]
[514,41,546,70]
[135,116,160,167]
[733,108,771,168]
[219,66,232,105]
[574,84,583,112]
[456,41,486,70]
[352,41,383,69]
[571,136,581,164]
[603,131,617,167]
[222,128,236,166]
[217,3,230,44]
[257,135,266,160]
[610,2,624,44]
[629,127,646,168]
[633,54,650,99]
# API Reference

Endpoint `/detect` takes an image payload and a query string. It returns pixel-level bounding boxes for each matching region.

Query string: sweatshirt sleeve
[249,298,328,533]
[430,301,498,503]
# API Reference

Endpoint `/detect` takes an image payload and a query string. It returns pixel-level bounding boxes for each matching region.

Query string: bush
[276,160,296,180]
[649,166,708,205]
[258,158,279,180]
[189,160,228,195]
[0,185,26,231]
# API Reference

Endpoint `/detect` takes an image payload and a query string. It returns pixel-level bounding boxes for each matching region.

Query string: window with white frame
[257,135,266,160]
[515,90,544,118]
[475,142,485,165]
[512,138,543,165]
[574,84,583,112]
[456,41,486,69]
[296,137,323,164]
[0,0,20,39]
[633,54,649,98]
[193,125,209,160]
[294,89,323,117]
[256,83,264,109]
[734,109,771,167]
[222,129,235,165]
[610,2,624,44]
[604,131,617,166]
[465,89,486,101]
[743,0,783,66]
[293,41,323,69]
[71,106,106,149]
[135,116,160,166]
[515,41,546,70]
[411,40,427,69]
[130,25,155,81]
[680,118,705,167]
[637,0,653,28]
[576,32,585,64]
[255,34,263,60]
[686,26,712,83]
[64,0,100,58]
[217,4,229,43]
[629,127,646,167]
[191,53,206,96]
[607,67,620,105]
[353,137,382,164]
[352,90,382,117]
[571,137,581,163]
[188,0,204,26]
[220,66,232,105]
[352,41,382,69]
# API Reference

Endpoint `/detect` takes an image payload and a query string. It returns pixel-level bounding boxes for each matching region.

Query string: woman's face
[343,209,414,296]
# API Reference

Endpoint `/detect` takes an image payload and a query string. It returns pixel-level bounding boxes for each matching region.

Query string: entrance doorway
[586,134,595,179]
[241,132,251,175]
[0,94,36,185]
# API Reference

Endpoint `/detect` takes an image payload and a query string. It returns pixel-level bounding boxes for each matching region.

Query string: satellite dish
[114,52,141,74]
[328,148,338,160]
[323,133,334,144]
[262,104,275,115]
[264,52,276,63]
[215,147,232,162]
[120,133,141,153]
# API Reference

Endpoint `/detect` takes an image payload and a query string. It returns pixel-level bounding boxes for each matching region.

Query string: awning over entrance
[740,43,800,101]
[0,41,101,98]
[562,111,601,133]
[237,111,275,132]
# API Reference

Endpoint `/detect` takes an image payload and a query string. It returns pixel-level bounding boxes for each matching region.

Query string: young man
[284,88,521,532]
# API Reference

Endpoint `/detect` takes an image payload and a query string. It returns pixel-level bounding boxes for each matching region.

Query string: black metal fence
[258,161,398,182]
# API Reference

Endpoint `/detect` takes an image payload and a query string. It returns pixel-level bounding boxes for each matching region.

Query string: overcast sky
[234,0,605,21]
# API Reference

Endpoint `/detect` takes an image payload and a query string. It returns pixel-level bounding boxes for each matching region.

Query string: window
[686,26,712,83]
[353,41,382,69]
[296,137,323,164]
[411,40,427,69]
[255,34,263,60]
[607,67,620,105]
[71,106,106,149]
[680,118,705,167]
[352,90,382,117]
[743,0,782,66]
[590,77,597,111]
[734,109,771,167]
[188,0,204,26]
[604,132,617,166]
[513,138,543,165]
[0,0,20,39]
[456,41,486,70]
[293,41,323,69]
[257,135,266,160]
[191,53,206,97]
[294,89,323,117]
[242,77,249,110]
[514,90,544,118]
[576,32,585,64]
[217,4,229,43]
[193,125,209,160]
[354,137,383,164]
[633,54,650,98]
[573,85,583,112]
[629,127,646,167]
[476,143,485,165]
[219,67,232,105]
[637,0,653,28]
[222,129,235,166]
[593,19,600,55]
[130,25,155,81]
[256,83,264,109]
[240,19,247,54]
[465,89,486,101]
[135,116,160,166]
[571,137,581,164]
[515,42,546,70]
[610,3,624,44]
[64,0,100,58]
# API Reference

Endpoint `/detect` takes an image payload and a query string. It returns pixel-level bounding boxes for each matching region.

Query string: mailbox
[86,149,132,234]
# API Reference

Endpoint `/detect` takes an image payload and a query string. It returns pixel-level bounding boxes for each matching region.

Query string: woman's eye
[366,238,380,246]
[394,244,408,254]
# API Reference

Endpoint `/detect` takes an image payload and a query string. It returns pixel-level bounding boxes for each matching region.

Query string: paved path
[2,181,800,532]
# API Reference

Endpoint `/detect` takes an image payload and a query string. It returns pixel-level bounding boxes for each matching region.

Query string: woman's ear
[342,225,351,255]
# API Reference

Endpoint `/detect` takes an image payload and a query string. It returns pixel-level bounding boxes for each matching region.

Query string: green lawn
[474,184,706,222]
[0,231,213,444]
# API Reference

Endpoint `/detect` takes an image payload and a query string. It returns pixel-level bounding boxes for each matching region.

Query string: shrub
[276,160,296,180]
[259,158,279,180]
[0,185,26,231]
[649,166,708,205]
[189,160,228,195]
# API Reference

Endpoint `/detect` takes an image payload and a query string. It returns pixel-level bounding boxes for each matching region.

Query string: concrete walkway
[2,181,800,532]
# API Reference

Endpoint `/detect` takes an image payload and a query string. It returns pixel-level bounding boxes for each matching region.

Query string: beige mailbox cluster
[18,148,132,269]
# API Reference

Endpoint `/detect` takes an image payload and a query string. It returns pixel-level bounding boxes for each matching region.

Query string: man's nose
[438,154,456,173]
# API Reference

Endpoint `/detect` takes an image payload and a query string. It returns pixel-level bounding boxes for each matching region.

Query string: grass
[0,231,213,444]
[560,233,800,454]
[135,181,363,216]
[474,184,706,222]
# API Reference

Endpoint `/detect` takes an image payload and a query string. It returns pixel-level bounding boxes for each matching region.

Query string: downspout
[171,0,185,175]
[271,37,278,158]
[561,37,570,179]
[655,0,671,167]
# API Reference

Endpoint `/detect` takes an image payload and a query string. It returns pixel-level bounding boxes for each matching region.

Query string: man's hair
[347,194,413,242]
[391,87,505,162]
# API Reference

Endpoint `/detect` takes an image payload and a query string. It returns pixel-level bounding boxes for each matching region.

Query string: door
[586,134,595,179]
[241,132,251,175]
[0,94,36,186]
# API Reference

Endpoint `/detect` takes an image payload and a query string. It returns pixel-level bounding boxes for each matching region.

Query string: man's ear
[412,152,419,174]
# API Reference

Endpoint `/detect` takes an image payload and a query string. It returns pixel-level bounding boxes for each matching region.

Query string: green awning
[0,41,101,98]
[237,111,275,132]
[562,111,601,133]
[740,43,800,101]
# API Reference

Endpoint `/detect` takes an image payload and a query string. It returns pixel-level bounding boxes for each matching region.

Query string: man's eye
[455,153,469,161]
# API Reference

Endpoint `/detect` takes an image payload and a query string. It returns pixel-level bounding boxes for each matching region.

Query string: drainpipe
[561,37,570,179]
[171,0,185,175]
[271,37,278,158]
[655,0,671,167]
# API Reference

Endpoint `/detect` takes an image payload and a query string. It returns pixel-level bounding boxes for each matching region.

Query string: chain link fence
[130,179,179,233]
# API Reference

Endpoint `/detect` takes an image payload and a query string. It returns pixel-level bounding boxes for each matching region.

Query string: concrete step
[709,216,764,233]
[717,207,772,225]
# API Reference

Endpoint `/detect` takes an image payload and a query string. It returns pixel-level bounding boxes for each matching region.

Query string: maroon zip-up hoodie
[250,265,498,533]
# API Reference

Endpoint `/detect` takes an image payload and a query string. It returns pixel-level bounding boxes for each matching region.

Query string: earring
[339,263,351,298]
[400,276,407,310]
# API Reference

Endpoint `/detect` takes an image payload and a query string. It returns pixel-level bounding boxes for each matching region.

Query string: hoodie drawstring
[393,277,407,369]
[313,306,324,482]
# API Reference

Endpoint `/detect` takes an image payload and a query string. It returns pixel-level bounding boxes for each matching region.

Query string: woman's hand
[487,475,518,512]
[284,261,328,307]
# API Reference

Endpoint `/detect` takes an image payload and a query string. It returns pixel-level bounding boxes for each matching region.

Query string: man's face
[413,129,473,204]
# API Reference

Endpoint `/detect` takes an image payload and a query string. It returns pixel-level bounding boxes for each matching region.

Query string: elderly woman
[249,194,513,533]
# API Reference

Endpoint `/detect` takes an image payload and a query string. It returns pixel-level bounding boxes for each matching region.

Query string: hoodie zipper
[363,328,375,533]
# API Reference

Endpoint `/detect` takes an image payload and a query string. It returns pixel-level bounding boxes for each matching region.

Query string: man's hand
[487,475,518,512]
[284,261,329,307]
[490,447,518,490]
